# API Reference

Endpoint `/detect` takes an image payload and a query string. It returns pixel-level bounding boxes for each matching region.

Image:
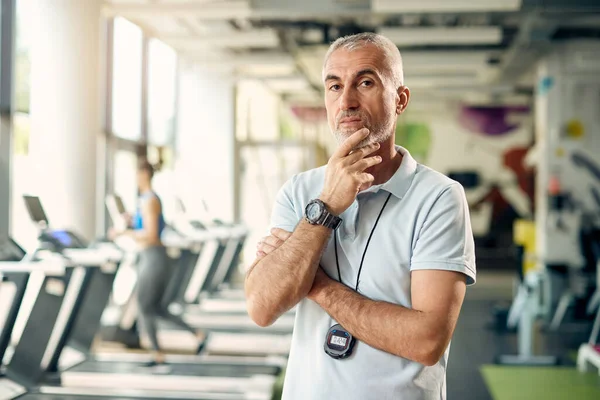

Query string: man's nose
[340,86,359,111]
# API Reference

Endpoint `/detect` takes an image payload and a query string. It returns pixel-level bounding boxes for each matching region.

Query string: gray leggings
[137,245,196,351]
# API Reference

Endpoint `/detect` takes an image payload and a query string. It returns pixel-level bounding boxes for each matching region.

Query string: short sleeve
[410,183,476,285]
[269,176,301,234]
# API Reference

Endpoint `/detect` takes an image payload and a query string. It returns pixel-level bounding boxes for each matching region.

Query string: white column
[28,0,103,240]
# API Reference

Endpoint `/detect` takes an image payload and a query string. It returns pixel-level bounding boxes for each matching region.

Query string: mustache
[336,111,367,125]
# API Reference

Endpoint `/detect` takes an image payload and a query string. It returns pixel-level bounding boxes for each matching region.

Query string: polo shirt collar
[360,145,417,200]
[340,145,418,240]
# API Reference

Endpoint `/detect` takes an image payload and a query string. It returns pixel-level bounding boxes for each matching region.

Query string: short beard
[333,112,395,151]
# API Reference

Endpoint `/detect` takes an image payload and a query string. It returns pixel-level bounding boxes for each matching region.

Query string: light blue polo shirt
[270,145,476,400]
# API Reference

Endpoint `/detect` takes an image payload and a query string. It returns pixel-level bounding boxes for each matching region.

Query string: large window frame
[101,16,179,231]
[147,37,178,147]
[0,0,16,240]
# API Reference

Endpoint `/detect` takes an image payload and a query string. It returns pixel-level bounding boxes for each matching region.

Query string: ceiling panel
[296,45,497,90]
[378,26,503,46]
[135,15,191,35]
[264,75,311,93]
[372,0,522,13]
[104,0,251,19]
[163,28,280,51]
[102,0,599,103]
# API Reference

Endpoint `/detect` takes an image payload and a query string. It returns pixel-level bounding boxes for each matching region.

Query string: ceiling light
[378,26,503,46]
[373,0,521,13]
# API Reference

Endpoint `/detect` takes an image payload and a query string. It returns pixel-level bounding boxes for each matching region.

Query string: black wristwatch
[304,199,342,230]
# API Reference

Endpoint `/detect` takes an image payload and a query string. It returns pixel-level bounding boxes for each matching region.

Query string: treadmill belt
[19,394,252,400]
[22,387,269,400]
[67,360,279,377]
[18,395,143,400]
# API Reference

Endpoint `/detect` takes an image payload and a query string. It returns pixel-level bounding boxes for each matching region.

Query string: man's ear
[396,85,410,114]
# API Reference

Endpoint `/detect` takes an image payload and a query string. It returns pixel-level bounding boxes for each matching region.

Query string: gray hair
[322,32,404,89]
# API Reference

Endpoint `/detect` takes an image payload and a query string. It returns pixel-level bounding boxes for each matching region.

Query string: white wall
[401,104,534,235]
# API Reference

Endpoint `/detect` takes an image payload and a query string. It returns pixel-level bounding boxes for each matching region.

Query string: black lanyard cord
[334,192,393,292]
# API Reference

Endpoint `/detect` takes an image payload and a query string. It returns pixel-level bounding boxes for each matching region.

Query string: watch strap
[306,199,341,229]
[320,212,341,230]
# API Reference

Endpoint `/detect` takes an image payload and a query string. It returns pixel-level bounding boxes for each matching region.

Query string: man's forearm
[245,221,332,326]
[312,280,448,366]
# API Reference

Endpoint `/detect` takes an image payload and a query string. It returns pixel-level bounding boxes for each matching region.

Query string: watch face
[306,202,322,221]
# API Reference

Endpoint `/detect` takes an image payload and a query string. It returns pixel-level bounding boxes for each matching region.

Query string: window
[113,150,138,213]
[112,17,143,141]
[10,0,35,250]
[147,145,175,223]
[236,79,280,141]
[148,38,177,146]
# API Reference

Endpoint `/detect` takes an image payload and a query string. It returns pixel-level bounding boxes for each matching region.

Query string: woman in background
[114,159,204,369]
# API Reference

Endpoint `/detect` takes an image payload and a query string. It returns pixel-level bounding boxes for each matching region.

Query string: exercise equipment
[5,196,281,399]
[495,219,559,366]
[0,236,66,399]
[105,194,295,356]
[576,232,600,374]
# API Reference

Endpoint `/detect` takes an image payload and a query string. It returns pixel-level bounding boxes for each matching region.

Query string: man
[245,32,476,399]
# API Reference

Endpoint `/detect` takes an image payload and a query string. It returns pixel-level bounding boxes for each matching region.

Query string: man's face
[323,45,399,150]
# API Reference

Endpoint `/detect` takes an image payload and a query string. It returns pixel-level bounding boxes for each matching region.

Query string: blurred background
[0,0,600,399]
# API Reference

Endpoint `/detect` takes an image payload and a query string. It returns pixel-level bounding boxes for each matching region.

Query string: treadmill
[168,199,295,319]
[101,194,203,349]
[157,217,295,357]
[166,201,295,323]
[177,236,295,335]
[104,196,294,357]
[171,198,294,317]
[0,235,66,399]
[0,236,272,400]
[171,197,248,302]
[24,195,280,397]
[73,199,287,368]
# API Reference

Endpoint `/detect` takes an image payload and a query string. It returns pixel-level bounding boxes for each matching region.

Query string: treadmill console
[190,220,207,230]
[39,229,88,252]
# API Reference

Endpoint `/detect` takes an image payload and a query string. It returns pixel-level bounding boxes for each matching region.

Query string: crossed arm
[246,225,467,367]
[245,178,473,367]
[308,266,466,366]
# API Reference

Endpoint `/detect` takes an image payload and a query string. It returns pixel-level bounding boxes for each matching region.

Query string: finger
[345,142,380,165]
[358,172,375,185]
[256,250,267,259]
[258,242,277,254]
[332,128,370,158]
[262,234,285,248]
[257,235,280,246]
[270,228,292,241]
[349,155,383,172]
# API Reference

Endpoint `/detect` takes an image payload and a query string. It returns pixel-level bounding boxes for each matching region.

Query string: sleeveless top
[132,191,166,238]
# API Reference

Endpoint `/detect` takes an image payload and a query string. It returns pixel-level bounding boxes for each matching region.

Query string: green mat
[481,365,600,400]
[569,350,578,363]
[271,367,286,400]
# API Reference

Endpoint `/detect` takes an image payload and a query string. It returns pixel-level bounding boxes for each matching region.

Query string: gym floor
[448,271,600,400]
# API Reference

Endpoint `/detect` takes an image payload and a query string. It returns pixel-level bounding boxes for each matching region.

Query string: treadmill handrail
[185,227,235,242]
[0,260,66,275]
[161,233,194,249]
[61,248,122,266]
